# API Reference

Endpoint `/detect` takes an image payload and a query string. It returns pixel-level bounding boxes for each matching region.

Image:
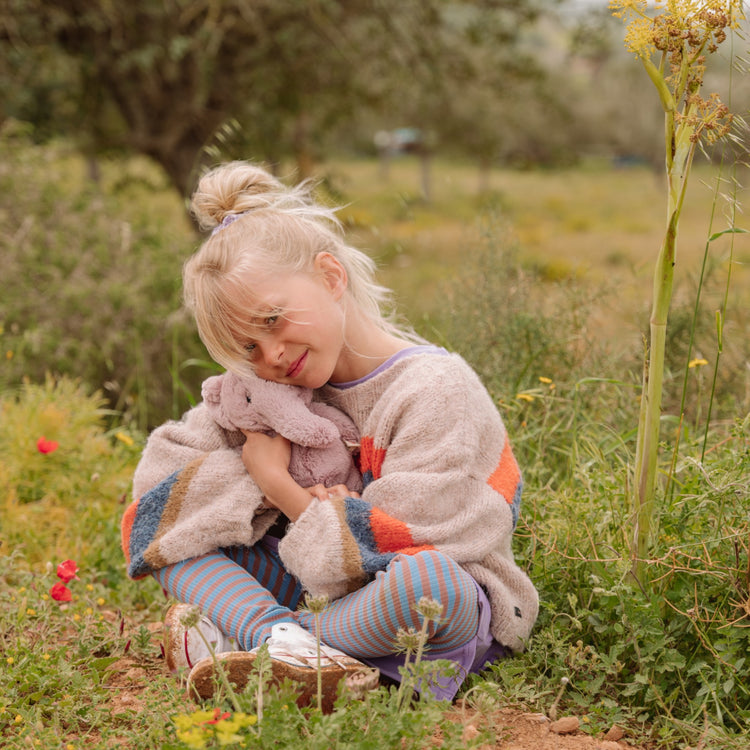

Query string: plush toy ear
[201,374,225,407]
[201,373,245,431]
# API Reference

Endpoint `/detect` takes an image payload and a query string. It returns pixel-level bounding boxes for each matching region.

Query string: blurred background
[2,0,748,430]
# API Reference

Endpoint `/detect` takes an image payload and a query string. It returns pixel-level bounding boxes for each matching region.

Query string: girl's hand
[305,484,361,501]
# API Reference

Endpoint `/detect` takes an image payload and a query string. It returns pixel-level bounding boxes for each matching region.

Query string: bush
[0,123,214,430]
[0,376,140,579]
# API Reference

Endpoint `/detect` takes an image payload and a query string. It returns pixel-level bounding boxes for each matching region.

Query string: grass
[3,136,750,748]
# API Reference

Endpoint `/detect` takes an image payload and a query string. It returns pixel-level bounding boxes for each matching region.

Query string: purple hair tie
[211,212,245,236]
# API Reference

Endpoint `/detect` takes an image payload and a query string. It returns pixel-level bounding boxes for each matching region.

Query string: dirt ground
[103,619,649,750]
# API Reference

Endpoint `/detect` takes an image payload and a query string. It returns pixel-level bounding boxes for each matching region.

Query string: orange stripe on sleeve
[120,498,139,564]
[487,439,521,504]
[359,436,387,481]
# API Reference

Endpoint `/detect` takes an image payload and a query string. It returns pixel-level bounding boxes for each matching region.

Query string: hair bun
[190,162,287,231]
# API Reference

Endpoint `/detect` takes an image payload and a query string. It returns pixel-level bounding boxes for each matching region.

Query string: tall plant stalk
[610,0,740,585]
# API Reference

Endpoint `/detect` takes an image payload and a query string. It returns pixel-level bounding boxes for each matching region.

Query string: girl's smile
[285,350,308,379]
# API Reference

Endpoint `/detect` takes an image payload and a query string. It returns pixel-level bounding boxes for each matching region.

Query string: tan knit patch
[144,456,206,572]
[333,499,366,593]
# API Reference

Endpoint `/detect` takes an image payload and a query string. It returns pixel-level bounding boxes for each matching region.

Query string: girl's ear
[314,252,347,300]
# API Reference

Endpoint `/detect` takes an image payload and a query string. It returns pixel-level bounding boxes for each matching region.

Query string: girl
[121,162,538,704]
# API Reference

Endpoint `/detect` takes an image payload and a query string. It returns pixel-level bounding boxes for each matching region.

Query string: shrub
[0,123,214,430]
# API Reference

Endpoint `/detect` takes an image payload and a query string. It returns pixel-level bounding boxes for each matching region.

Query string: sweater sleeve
[121,403,276,579]
[278,356,522,598]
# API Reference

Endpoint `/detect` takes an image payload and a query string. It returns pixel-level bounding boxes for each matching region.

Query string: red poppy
[50,582,72,602]
[37,436,59,454]
[203,708,231,725]
[56,560,79,583]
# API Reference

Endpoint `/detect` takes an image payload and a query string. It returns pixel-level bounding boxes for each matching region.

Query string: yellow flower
[97,597,105,606]
[538,376,552,384]
[26,608,36,616]
[115,431,134,446]
[688,358,709,368]
[42,654,51,661]
[7,657,14,665]
[86,584,94,592]
[516,393,535,402]
[14,714,22,723]
[176,729,208,749]
[73,614,81,622]
[5,351,12,360]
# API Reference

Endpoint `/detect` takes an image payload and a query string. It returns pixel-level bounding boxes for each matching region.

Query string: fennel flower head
[610,1,743,58]
[610,0,743,143]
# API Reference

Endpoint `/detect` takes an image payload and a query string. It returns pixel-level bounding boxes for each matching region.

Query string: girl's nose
[260,338,284,366]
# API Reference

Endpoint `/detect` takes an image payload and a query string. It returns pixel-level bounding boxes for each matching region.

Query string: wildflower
[538,376,553,384]
[203,708,231,725]
[395,626,422,654]
[415,596,444,622]
[178,606,202,630]
[42,654,51,661]
[26,608,36,616]
[7,657,14,665]
[516,393,535,403]
[115,431,134,446]
[303,593,330,614]
[56,560,79,584]
[176,728,207,749]
[50,582,72,602]
[5,351,12,360]
[14,714,22,723]
[36,436,59,454]
[688,358,709,368]
[97,597,105,606]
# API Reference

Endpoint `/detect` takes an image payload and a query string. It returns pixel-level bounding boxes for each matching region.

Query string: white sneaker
[164,603,238,672]
[263,621,361,669]
[186,620,379,711]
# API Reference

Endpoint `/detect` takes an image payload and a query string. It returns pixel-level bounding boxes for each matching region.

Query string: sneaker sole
[187,651,379,713]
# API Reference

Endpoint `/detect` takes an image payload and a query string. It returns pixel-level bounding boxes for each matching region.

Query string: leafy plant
[610,0,744,584]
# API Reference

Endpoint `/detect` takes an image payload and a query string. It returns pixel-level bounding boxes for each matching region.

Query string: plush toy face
[202,372,340,446]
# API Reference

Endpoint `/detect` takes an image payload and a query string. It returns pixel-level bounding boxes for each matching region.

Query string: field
[2,139,750,749]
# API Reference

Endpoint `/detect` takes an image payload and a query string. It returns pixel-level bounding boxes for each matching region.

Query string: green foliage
[0,125,215,429]
[0,376,140,577]
[433,221,639,487]
[2,143,750,747]
[486,415,750,748]
[0,552,180,750]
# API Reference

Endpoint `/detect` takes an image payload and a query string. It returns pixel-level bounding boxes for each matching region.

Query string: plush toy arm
[309,402,360,445]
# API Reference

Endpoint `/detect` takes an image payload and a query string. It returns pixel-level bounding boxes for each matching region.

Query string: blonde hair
[184,161,411,375]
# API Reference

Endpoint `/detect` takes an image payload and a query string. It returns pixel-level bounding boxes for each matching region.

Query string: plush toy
[201,371,363,492]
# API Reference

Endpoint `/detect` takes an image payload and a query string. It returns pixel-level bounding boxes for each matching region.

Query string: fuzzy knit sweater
[121,348,539,652]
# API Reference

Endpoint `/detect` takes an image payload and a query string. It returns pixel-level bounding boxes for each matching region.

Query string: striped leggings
[154,539,479,659]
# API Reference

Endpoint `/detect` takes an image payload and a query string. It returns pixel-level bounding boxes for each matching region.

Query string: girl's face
[234,254,347,389]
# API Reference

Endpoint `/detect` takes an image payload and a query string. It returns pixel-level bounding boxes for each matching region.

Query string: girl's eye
[244,342,257,355]
[265,314,279,327]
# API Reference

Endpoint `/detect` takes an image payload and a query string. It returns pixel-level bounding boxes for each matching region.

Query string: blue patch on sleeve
[127,471,180,578]
[343,496,396,574]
